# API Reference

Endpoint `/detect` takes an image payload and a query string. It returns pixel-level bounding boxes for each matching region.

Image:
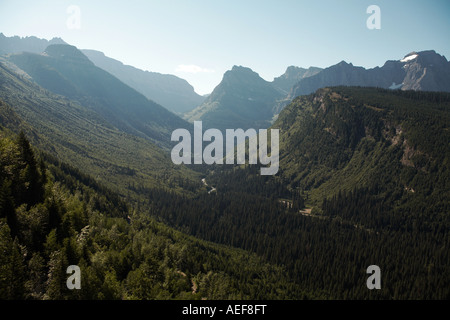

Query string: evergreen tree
[0,222,26,299]
[0,179,18,237]
[17,131,44,207]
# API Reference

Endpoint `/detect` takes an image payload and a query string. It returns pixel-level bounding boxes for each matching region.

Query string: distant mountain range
[0,33,204,115]
[6,44,187,148]
[81,49,205,115]
[272,65,322,94]
[185,65,325,130]
[289,50,450,98]
[0,32,66,55]
[188,50,450,130]
[3,34,449,134]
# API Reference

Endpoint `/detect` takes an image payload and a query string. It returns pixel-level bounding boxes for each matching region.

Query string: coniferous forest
[1,130,317,300]
[1,86,449,300]
[135,87,450,300]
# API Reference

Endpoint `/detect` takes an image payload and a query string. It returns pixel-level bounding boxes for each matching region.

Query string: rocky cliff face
[400,51,450,91]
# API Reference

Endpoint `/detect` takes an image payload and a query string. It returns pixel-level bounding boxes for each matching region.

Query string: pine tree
[17,131,43,207]
[0,222,26,299]
[0,179,18,237]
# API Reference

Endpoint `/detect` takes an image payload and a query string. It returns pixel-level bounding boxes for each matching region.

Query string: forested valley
[0,127,311,300]
[1,86,449,300]
[143,88,450,299]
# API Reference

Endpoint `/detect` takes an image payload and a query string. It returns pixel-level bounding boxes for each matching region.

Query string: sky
[0,0,449,95]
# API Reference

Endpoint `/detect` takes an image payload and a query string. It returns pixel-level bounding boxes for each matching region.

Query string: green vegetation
[0,64,200,200]
[150,87,449,299]
[276,87,450,209]
[0,130,310,300]
[1,43,448,301]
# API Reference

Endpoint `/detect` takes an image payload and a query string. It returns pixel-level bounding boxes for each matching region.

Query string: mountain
[184,65,285,130]
[0,32,66,55]
[0,34,205,115]
[399,50,450,91]
[290,50,450,98]
[270,66,322,115]
[0,60,198,198]
[82,49,205,115]
[5,44,188,148]
[275,87,450,210]
[272,66,322,94]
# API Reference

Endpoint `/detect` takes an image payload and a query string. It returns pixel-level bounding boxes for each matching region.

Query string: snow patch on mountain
[400,54,418,63]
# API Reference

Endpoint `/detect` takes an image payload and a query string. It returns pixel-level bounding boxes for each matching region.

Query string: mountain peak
[282,66,306,78]
[272,66,322,94]
[44,44,93,65]
[230,65,257,73]
[400,50,447,64]
[335,60,353,67]
[185,65,284,130]
[49,37,67,45]
[223,65,264,83]
[417,49,437,56]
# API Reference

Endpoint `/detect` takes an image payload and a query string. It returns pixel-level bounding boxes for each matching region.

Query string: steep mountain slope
[185,65,285,130]
[276,87,450,212]
[0,62,198,198]
[82,49,205,115]
[290,50,450,98]
[399,50,450,91]
[6,44,188,148]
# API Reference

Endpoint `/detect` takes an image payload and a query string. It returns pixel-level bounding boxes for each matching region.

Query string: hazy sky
[1,0,449,95]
